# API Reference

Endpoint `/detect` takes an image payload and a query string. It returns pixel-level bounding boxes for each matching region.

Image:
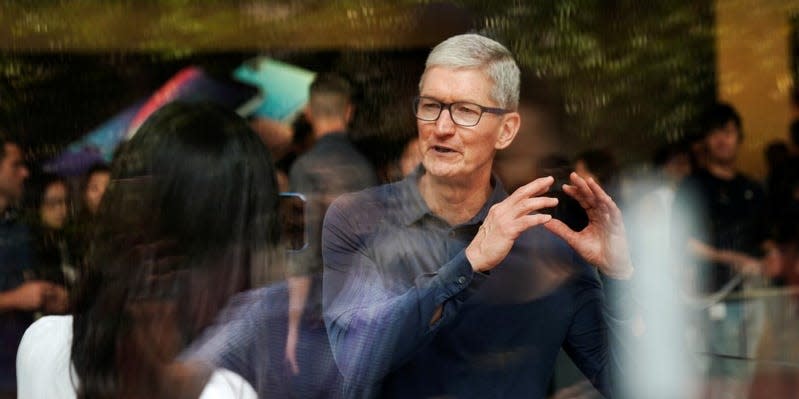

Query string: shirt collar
[396,164,508,227]
[315,131,348,145]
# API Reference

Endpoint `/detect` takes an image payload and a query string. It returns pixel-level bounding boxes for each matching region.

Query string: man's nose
[434,107,456,135]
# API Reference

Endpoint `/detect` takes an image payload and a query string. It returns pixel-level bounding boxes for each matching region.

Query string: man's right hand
[465,176,557,273]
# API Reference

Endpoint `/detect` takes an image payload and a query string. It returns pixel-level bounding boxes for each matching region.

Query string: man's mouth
[433,145,456,154]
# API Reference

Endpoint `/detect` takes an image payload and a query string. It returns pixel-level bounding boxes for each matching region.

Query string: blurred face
[399,138,422,176]
[40,181,68,229]
[663,153,692,182]
[574,160,597,182]
[85,170,110,215]
[705,121,740,165]
[417,66,519,181]
[0,143,29,203]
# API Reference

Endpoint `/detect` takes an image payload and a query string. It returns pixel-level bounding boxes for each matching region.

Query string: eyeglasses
[413,96,511,127]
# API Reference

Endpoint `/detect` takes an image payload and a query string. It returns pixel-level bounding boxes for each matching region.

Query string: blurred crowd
[1,32,799,399]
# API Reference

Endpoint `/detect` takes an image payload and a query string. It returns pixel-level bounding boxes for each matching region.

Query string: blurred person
[763,140,789,213]
[82,163,110,217]
[16,102,280,399]
[69,164,110,273]
[764,140,789,174]
[747,222,799,398]
[763,139,795,239]
[284,73,377,395]
[621,142,696,398]
[398,137,422,177]
[252,114,314,193]
[672,102,767,398]
[322,34,634,398]
[686,131,708,171]
[362,131,419,183]
[765,122,799,239]
[0,132,64,398]
[673,103,766,287]
[24,173,74,305]
[574,148,623,205]
[635,142,692,223]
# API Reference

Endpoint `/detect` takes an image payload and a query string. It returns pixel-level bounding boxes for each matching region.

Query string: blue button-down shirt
[323,167,629,398]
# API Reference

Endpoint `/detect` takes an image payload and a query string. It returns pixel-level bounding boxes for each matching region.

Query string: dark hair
[85,163,110,181]
[79,163,111,211]
[653,142,690,168]
[537,153,573,181]
[308,73,353,118]
[765,140,790,170]
[24,172,69,215]
[700,102,742,138]
[71,102,280,398]
[575,148,619,187]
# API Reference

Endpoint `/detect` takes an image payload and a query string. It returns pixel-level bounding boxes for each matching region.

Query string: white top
[16,315,257,399]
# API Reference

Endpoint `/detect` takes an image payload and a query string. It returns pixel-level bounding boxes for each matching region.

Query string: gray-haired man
[322,34,633,398]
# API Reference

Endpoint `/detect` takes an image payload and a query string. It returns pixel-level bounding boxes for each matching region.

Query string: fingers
[518,213,553,228]
[564,172,621,220]
[508,176,555,204]
[516,196,558,217]
[563,172,598,210]
[584,175,622,220]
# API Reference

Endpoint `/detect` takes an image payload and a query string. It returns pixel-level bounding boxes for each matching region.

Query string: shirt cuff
[600,274,635,320]
[433,250,488,304]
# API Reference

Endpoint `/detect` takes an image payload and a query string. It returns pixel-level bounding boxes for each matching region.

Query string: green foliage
[470,0,716,162]
[0,0,716,167]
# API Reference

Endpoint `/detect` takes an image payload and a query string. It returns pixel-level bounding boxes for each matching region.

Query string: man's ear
[495,111,520,150]
[303,105,313,123]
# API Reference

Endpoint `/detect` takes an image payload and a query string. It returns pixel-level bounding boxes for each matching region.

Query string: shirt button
[457,276,467,285]
[449,231,456,238]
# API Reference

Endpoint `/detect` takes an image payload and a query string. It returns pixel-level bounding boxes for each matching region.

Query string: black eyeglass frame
[412,96,512,127]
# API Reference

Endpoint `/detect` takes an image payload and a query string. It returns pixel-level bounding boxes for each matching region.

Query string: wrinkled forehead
[419,66,495,103]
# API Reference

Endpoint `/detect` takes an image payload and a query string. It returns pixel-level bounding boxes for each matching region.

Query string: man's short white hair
[421,33,520,110]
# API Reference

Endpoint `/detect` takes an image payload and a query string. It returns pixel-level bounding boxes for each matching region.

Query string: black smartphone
[279,192,307,251]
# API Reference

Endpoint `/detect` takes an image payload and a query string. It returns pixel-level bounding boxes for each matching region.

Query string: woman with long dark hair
[17,102,280,399]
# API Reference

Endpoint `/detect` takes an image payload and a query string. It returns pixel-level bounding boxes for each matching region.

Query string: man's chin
[422,162,460,179]
[708,153,737,166]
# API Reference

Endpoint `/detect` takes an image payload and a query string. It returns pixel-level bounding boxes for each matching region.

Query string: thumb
[543,218,579,246]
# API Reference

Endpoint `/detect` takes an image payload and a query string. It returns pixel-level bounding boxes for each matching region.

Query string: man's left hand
[544,172,634,280]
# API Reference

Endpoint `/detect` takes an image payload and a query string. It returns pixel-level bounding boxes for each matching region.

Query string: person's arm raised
[0,280,53,313]
[465,176,558,272]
